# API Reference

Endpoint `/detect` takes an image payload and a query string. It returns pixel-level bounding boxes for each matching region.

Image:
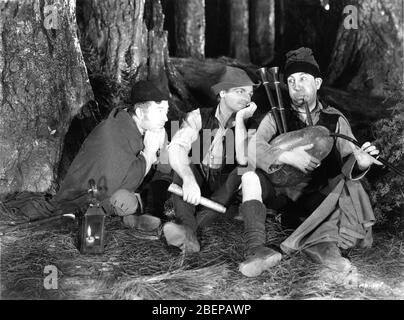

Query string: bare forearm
[235,116,248,165]
[168,145,196,181]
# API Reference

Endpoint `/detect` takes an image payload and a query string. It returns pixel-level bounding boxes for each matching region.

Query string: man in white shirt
[164,66,259,253]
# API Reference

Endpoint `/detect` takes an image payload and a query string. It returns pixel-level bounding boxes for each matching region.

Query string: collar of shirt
[215,105,236,129]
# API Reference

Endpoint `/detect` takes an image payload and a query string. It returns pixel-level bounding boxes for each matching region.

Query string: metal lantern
[79,179,106,254]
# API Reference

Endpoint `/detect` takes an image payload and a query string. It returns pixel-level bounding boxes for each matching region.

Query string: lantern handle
[87,179,100,206]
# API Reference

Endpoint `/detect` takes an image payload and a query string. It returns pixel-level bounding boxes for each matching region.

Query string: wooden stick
[168,184,227,213]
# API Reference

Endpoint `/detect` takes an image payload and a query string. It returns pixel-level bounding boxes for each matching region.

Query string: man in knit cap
[237,47,382,277]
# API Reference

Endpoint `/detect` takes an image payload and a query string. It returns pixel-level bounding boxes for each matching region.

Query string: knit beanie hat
[284,47,321,81]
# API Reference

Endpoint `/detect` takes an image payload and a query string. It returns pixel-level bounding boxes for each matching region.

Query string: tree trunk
[173,0,205,59]
[0,0,93,195]
[76,0,186,94]
[170,57,227,103]
[205,0,229,58]
[249,0,275,65]
[76,0,149,83]
[274,0,286,61]
[227,0,250,63]
[327,0,403,96]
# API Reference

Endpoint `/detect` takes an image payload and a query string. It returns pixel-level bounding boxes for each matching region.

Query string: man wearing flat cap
[239,47,382,277]
[54,79,171,231]
[163,66,260,252]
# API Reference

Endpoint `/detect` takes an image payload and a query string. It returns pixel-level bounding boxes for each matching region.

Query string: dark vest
[186,107,266,176]
[192,107,237,172]
[280,105,342,190]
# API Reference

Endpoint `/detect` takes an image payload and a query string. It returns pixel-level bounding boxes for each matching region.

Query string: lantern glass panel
[80,206,105,254]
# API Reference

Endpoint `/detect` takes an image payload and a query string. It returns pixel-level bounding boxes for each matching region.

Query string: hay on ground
[1,207,403,300]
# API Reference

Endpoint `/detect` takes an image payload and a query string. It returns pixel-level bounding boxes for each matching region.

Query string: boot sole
[239,252,282,277]
[122,214,161,230]
[136,214,161,231]
[322,258,352,273]
[303,248,353,273]
[163,222,200,253]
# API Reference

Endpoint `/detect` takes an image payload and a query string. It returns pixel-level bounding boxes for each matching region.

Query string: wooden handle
[168,184,227,213]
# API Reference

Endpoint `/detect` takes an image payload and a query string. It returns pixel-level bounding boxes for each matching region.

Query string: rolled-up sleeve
[167,108,202,153]
[336,116,369,180]
[248,112,284,173]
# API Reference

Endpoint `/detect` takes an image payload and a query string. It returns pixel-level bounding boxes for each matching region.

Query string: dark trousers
[139,168,172,220]
[255,169,326,228]
[172,164,242,232]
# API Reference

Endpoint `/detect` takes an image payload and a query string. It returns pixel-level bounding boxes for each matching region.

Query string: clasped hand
[279,144,321,174]
[143,128,166,163]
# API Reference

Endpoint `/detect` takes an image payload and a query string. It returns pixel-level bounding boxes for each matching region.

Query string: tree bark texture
[227,0,250,63]
[77,0,173,86]
[76,0,149,83]
[173,0,205,59]
[204,0,229,58]
[0,0,93,195]
[249,0,275,65]
[170,57,228,104]
[327,0,403,96]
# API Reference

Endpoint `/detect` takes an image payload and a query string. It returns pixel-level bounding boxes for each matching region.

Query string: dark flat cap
[129,79,169,104]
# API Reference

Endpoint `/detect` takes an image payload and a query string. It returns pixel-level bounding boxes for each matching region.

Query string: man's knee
[109,189,141,216]
[241,171,262,202]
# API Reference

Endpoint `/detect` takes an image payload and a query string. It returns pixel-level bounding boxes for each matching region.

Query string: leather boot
[122,214,162,240]
[303,242,352,272]
[122,214,161,230]
[163,222,200,253]
[238,200,282,277]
